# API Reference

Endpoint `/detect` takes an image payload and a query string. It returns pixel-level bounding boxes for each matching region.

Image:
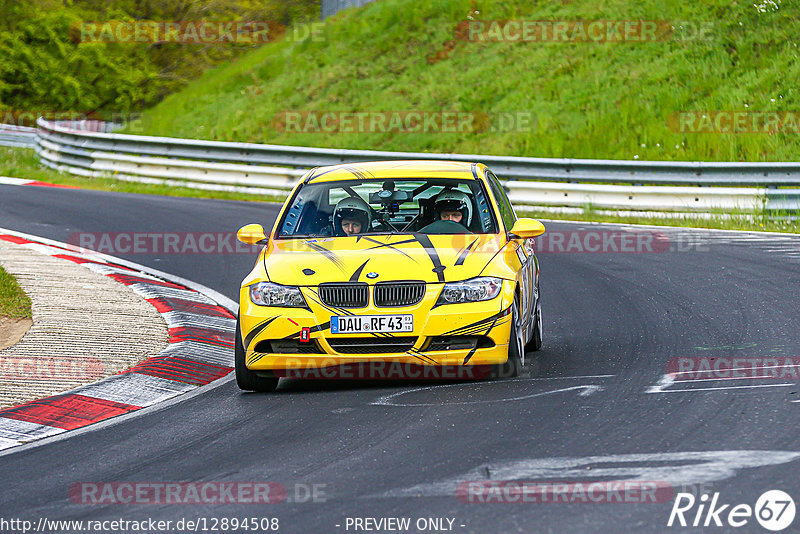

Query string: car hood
[265,234,503,285]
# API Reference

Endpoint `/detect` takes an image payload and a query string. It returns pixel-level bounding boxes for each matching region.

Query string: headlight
[249,282,308,308]
[436,277,503,305]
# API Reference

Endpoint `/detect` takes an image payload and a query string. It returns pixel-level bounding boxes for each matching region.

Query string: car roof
[305,160,484,184]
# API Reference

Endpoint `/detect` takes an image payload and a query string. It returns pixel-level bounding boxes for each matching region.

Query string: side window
[470,181,497,233]
[486,171,516,232]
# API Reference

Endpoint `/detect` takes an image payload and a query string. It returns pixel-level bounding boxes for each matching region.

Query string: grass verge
[0,266,32,320]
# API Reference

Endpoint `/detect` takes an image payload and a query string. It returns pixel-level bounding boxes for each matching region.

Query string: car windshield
[276,178,498,238]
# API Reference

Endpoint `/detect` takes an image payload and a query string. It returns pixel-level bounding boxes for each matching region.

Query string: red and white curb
[0,228,237,452]
[0,176,78,189]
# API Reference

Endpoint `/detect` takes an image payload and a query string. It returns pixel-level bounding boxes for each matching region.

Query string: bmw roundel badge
[366,272,379,279]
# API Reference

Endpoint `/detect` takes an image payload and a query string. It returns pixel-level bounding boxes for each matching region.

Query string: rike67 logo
[668,490,796,531]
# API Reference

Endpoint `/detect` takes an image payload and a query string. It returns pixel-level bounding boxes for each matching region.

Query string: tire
[235,316,279,392]
[525,298,543,352]
[491,296,524,379]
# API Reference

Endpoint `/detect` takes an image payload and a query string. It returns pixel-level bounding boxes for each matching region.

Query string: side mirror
[508,218,545,239]
[237,224,268,245]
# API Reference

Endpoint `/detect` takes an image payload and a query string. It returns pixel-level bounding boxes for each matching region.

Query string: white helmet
[434,190,472,226]
[333,196,371,235]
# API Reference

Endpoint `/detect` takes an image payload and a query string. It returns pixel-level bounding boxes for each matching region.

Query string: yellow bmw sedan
[235,160,545,392]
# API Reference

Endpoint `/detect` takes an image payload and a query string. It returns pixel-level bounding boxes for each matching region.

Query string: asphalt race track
[1,183,800,533]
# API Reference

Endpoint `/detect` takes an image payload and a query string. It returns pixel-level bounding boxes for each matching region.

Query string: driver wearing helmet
[434,190,471,229]
[417,189,473,234]
[333,196,371,236]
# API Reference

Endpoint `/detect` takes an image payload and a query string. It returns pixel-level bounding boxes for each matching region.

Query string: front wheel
[525,299,542,352]
[235,316,279,392]
[491,296,524,379]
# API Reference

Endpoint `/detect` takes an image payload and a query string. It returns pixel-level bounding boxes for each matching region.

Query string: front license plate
[330,315,413,334]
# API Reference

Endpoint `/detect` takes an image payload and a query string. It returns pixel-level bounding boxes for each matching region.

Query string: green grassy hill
[131,0,798,162]
[0,0,317,119]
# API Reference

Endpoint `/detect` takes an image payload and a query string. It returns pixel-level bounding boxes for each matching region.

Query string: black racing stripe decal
[462,346,479,365]
[455,238,479,266]
[413,234,446,282]
[309,165,373,182]
[307,293,356,318]
[364,237,417,248]
[331,165,374,181]
[350,165,375,179]
[452,326,491,336]
[307,166,341,180]
[443,306,511,336]
[407,347,438,365]
[407,352,437,365]
[349,260,370,282]
[463,313,502,365]
[363,237,418,260]
[443,317,497,336]
[244,316,279,350]
[344,166,366,179]
[305,241,346,271]
[247,352,266,366]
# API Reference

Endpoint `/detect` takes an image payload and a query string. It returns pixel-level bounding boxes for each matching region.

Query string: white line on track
[372,382,606,407]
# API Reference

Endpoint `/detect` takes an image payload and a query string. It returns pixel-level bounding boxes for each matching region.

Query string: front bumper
[239,282,515,371]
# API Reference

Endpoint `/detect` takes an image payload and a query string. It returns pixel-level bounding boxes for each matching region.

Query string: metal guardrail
[0,125,37,148]
[28,118,800,213]
[321,0,377,19]
[1,120,119,148]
